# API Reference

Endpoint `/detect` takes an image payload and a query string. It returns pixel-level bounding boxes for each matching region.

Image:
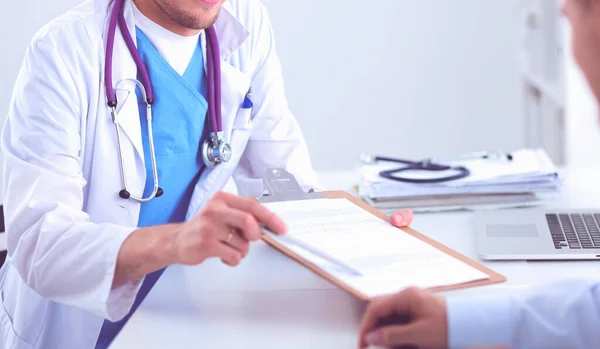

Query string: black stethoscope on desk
[364,151,514,184]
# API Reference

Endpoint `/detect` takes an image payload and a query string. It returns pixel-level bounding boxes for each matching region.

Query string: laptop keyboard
[547,213,600,250]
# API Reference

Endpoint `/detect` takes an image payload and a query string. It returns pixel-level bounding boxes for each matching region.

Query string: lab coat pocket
[232,107,253,131]
[229,108,253,158]
[0,265,48,348]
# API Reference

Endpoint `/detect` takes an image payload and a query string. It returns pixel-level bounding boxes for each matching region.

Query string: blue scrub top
[95,28,208,348]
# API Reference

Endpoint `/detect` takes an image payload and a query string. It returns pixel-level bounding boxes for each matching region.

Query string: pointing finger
[218,193,287,234]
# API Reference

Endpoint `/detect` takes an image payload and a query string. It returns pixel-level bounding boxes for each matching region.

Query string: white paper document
[263,198,488,298]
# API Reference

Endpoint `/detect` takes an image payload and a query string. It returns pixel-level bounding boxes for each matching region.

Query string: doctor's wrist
[157,223,183,266]
[114,223,182,286]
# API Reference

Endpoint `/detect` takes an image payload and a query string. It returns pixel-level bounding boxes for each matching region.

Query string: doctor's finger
[207,241,243,267]
[219,229,250,257]
[218,193,287,235]
[391,209,414,227]
[217,207,264,242]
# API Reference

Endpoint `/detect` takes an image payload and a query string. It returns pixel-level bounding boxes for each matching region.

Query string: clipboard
[258,168,506,301]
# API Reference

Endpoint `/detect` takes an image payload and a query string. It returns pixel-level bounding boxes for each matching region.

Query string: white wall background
[0,0,525,177]
[261,0,524,170]
[1,0,84,123]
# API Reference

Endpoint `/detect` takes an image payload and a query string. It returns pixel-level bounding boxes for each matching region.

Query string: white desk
[111,167,600,349]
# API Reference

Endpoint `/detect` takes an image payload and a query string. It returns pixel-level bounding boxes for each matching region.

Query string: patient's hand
[391,209,414,227]
[359,287,447,349]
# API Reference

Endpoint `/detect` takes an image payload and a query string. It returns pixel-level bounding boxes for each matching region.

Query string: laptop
[474,209,600,260]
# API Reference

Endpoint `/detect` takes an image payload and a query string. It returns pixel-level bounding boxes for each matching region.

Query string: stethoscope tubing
[373,156,471,184]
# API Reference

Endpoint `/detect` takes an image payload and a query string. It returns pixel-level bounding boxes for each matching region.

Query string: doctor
[0,0,323,348]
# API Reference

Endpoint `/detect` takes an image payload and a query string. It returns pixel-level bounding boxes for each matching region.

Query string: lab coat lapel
[214,8,249,63]
[106,0,144,163]
[212,7,251,144]
[209,8,251,140]
[186,9,251,219]
[100,0,147,201]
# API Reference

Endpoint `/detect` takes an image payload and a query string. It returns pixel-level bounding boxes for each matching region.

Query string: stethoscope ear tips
[156,188,164,198]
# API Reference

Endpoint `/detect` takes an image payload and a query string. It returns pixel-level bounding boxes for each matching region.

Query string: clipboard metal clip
[259,168,324,203]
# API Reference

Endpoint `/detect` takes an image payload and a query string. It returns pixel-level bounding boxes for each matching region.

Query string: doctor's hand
[359,287,448,349]
[390,209,414,228]
[174,192,287,267]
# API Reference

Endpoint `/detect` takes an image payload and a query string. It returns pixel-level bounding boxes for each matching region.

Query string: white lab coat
[0,0,318,347]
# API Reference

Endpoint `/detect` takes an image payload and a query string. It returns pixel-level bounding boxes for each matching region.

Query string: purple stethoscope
[104,0,231,202]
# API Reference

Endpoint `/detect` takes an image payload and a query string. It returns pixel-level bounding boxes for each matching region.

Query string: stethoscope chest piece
[202,133,232,168]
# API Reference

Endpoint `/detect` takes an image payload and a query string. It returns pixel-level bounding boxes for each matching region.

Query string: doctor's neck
[133,0,224,37]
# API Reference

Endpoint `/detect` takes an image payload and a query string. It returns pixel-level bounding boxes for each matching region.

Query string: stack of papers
[358,148,561,212]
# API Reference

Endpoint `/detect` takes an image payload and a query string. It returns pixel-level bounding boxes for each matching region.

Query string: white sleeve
[232,2,321,196]
[1,40,143,321]
[447,278,600,349]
